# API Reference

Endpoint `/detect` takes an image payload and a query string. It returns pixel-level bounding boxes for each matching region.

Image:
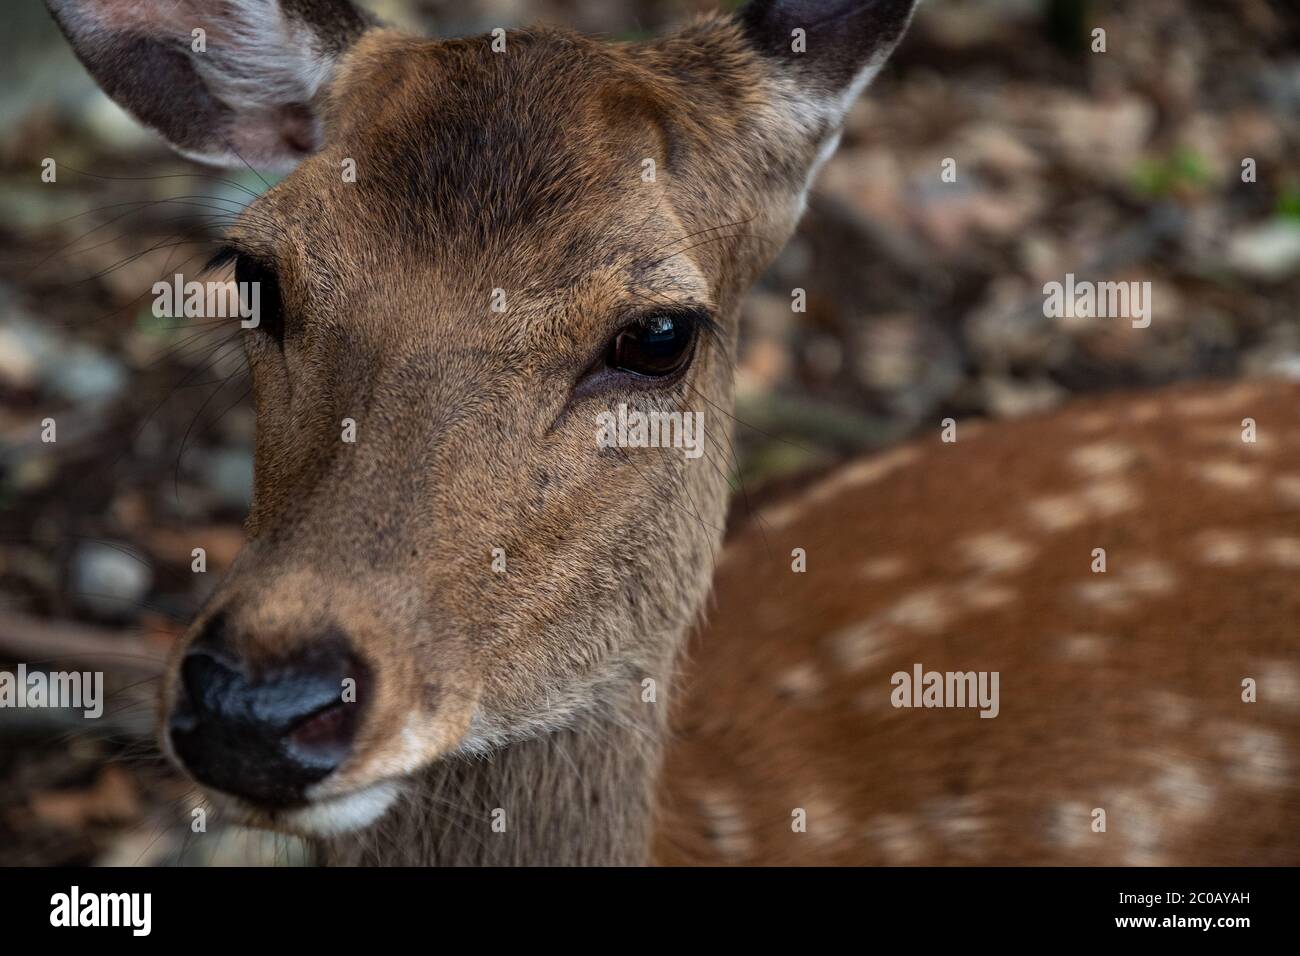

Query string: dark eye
[606,312,697,378]
[234,255,284,345]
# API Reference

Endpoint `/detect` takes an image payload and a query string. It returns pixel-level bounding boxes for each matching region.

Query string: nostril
[287,700,359,768]
[180,645,246,720]
[167,626,369,806]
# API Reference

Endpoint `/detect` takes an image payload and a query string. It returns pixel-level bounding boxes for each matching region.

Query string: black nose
[168,615,368,806]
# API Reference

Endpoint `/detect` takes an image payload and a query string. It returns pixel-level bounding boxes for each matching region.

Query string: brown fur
[659,380,1300,865]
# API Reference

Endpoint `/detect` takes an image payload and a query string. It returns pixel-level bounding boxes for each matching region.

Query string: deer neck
[322,687,667,866]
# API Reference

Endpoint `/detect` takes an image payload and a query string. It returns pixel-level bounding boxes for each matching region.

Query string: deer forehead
[313,30,751,241]
[227,30,745,341]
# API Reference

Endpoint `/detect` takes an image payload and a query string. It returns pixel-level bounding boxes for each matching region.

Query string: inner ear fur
[44,0,371,169]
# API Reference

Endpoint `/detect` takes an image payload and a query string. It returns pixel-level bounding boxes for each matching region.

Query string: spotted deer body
[44,0,1298,866]
[659,379,1300,865]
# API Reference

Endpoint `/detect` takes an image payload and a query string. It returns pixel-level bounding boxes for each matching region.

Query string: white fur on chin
[273,781,402,837]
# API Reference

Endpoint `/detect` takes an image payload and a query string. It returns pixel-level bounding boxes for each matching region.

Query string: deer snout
[167,616,370,807]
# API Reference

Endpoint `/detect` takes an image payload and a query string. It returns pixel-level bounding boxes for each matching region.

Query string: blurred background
[0,0,1297,864]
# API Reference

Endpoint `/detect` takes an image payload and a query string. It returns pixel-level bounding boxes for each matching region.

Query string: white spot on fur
[1070,442,1138,476]
[1149,759,1218,820]
[825,620,891,674]
[1028,481,1140,531]
[811,447,920,506]
[697,790,753,861]
[1047,801,1092,850]
[751,445,919,532]
[1027,494,1088,531]
[1256,660,1300,711]
[776,661,825,700]
[754,498,806,532]
[860,555,908,580]
[957,531,1035,575]
[1074,559,1175,610]
[1102,759,1217,866]
[1081,480,1141,517]
[958,581,1018,611]
[1214,723,1290,790]
[1110,760,1217,865]
[802,792,852,847]
[1127,559,1177,593]
[1071,579,1122,607]
[886,587,951,633]
[924,796,989,858]
[1194,529,1250,566]
[1190,424,1276,451]
[1194,460,1260,490]
[863,813,928,864]
[1264,536,1300,568]
[1057,633,1111,661]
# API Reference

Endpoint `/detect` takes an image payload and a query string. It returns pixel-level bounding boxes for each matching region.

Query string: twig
[0,611,166,675]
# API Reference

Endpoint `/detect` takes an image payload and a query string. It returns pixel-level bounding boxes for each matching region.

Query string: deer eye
[233,254,284,345]
[606,312,698,378]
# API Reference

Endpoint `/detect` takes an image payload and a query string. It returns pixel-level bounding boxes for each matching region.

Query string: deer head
[46,0,917,843]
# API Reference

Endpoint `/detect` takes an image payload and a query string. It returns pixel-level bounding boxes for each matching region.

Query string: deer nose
[167,616,368,806]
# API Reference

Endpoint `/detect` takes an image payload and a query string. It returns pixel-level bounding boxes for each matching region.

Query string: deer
[42,0,1300,866]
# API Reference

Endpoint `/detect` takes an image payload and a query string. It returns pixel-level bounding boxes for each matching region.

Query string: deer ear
[44,0,371,170]
[738,0,917,122]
